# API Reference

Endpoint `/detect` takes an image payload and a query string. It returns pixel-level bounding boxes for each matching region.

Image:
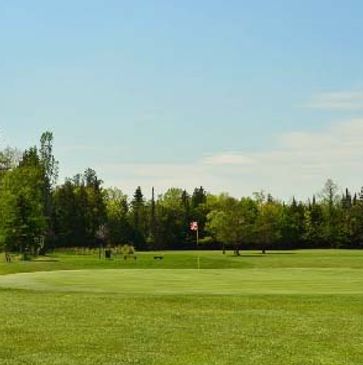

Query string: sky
[1,0,363,200]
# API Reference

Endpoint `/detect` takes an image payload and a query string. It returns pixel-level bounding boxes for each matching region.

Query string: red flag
[190,221,198,231]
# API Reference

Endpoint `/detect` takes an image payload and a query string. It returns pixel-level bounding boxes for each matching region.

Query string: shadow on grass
[227,251,297,258]
[264,252,297,255]
[227,254,264,258]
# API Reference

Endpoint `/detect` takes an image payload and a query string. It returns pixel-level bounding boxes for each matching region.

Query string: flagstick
[197,228,200,272]
[190,222,200,272]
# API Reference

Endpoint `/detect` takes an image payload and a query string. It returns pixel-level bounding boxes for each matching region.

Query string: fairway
[0,250,362,365]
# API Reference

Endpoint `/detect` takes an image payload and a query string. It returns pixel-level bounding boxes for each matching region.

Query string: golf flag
[190,221,198,231]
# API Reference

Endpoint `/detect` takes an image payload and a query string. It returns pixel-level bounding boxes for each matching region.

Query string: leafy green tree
[105,187,131,245]
[255,197,283,253]
[83,168,107,244]
[40,132,59,188]
[191,186,208,240]
[206,194,257,255]
[155,188,187,249]
[0,150,46,254]
[39,131,59,248]
[320,179,340,247]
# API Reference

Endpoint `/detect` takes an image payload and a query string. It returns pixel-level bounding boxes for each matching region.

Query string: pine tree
[148,187,157,248]
[304,196,324,247]
[130,186,146,248]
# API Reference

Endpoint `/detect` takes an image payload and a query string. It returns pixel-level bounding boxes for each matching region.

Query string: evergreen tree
[53,180,77,246]
[280,198,305,249]
[130,186,146,249]
[181,189,192,245]
[350,187,363,248]
[148,187,157,248]
[304,196,324,247]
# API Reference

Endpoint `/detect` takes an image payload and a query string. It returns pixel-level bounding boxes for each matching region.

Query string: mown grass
[1,268,363,295]
[1,249,363,275]
[0,250,362,364]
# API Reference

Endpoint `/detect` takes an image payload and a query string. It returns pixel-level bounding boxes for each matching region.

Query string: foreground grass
[0,292,362,365]
[0,250,362,364]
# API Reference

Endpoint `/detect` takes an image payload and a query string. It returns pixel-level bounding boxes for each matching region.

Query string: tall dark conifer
[130,186,146,248]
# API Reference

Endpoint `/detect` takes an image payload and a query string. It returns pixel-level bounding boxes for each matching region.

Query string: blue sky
[1,0,363,199]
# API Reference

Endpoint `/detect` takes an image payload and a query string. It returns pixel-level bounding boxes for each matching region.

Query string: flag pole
[197,227,200,272]
[190,221,200,272]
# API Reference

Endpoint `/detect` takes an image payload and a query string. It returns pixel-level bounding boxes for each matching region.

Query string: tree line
[1,132,363,254]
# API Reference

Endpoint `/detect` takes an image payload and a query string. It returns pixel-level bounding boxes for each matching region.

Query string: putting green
[0,268,362,295]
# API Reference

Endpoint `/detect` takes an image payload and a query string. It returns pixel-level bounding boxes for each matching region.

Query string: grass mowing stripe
[0,268,363,295]
[1,249,363,276]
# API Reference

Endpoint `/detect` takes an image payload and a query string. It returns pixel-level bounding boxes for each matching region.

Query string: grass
[0,250,362,364]
[1,249,363,275]
[1,268,363,295]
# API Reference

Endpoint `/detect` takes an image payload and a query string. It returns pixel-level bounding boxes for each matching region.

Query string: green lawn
[0,250,362,364]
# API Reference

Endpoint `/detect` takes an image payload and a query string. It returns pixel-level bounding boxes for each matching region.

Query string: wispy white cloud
[203,152,255,165]
[81,119,363,200]
[58,144,113,153]
[305,91,363,110]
